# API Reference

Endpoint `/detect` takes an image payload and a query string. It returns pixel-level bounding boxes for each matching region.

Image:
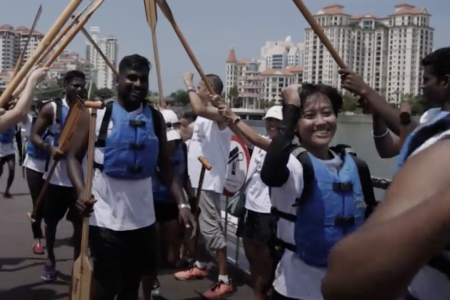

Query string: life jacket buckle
[332,182,353,192]
[334,216,355,227]
[129,143,145,150]
[129,120,146,127]
[127,165,143,174]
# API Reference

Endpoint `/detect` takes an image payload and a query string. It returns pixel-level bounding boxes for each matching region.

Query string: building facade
[303,3,433,103]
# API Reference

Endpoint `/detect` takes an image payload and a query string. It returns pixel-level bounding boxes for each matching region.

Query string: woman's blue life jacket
[152,142,187,201]
[93,99,160,180]
[271,145,376,268]
[0,126,15,144]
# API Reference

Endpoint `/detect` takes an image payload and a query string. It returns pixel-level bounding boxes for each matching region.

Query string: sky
[0,0,448,94]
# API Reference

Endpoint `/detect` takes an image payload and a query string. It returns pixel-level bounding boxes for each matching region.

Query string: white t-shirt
[419,108,446,124]
[271,152,343,300]
[187,117,231,193]
[43,99,74,186]
[22,113,54,174]
[406,128,450,300]
[90,104,156,231]
[244,140,271,214]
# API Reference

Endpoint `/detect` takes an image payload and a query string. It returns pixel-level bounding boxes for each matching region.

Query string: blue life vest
[394,112,450,278]
[94,100,160,180]
[272,145,376,268]
[397,111,450,169]
[152,142,186,201]
[26,116,53,160]
[51,99,69,150]
[0,126,15,144]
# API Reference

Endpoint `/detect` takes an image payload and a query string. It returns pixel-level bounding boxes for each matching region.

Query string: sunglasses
[166,122,181,130]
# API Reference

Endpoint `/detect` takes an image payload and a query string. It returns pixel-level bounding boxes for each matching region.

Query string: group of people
[1,46,449,300]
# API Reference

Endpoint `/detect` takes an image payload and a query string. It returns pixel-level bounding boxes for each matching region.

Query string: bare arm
[29,103,53,152]
[372,113,401,158]
[229,119,270,151]
[66,109,90,197]
[322,139,450,300]
[0,76,38,133]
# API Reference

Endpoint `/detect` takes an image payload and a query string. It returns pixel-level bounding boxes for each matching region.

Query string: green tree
[170,89,190,105]
[341,94,358,112]
[227,86,241,108]
[35,86,64,100]
[93,88,114,99]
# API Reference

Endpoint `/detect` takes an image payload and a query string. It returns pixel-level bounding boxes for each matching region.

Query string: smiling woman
[259,83,376,300]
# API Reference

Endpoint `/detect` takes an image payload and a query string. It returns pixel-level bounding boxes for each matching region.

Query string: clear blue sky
[0,0,447,94]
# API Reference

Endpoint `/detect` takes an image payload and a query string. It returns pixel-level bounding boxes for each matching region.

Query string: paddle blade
[155,0,175,23]
[71,255,93,300]
[144,0,157,28]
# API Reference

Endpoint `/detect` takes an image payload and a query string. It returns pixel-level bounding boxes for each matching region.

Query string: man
[30,70,86,281]
[66,54,196,300]
[322,47,450,300]
[173,72,236,299]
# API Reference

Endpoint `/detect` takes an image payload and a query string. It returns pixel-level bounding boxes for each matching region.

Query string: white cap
[263,105,283,120]
[159,109,181,141]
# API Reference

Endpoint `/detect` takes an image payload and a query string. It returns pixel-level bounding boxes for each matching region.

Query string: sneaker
[151,278,161,296]
[202,280,233,299]
[174,266,208,281]
[41,263,57,282]
[32,242,45,255]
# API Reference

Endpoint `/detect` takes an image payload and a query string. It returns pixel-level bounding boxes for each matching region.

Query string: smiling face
[65,77,86,103]
[265,117,280,139]
[117,67,149,104]
[298,92,337,151]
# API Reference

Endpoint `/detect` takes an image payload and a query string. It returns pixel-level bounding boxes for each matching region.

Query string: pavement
[0,170,254,299]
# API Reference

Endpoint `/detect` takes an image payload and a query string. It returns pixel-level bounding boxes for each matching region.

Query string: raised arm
[322,138,450,300]
[0,67,47,133]
[260,85,300,187]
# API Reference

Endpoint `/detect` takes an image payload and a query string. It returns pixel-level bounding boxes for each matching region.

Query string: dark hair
[119,54,151,74]
[421,47,450,81]
[299,83,343,116]
[205,74,223,95]
[63,70,85,85]
[183,111,197,121]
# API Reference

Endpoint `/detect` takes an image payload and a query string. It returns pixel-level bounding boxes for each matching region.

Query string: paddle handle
[197,156,211,170]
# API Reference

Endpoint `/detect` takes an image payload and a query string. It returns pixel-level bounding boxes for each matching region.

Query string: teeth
[316,130,328,134]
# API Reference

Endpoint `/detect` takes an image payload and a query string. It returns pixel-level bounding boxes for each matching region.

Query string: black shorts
[43,184,80,226]
[89,225,158,292]
[0,154,15,165]
[154,201,179,223]
[236,209,276,244]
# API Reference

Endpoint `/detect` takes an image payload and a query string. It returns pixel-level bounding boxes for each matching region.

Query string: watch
[187,86,196,93]
[233,116,241,124]
[178,203,191,210]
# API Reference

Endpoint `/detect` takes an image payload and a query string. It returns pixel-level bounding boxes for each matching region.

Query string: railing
[220,176,392,272]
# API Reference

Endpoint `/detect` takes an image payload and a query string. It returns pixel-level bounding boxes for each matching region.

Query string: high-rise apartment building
[260,36,304,70]
[303,3,433,103]
[86,26,118,90]
[0,24,43,72]
[226,46,303,109]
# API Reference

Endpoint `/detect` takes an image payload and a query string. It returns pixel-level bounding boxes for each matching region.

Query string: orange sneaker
[174,266,208,281]
[202,280,233,299]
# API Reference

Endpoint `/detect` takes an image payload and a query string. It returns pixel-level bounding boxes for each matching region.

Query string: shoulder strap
[95,98,115,148]
[406,113,450,158]
[332,144,378,214]
[54,98,62,124]
[288,145,314,207]
[149,105,162,142]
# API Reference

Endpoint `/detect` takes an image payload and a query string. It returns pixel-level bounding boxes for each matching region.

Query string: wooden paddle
[192,156,212,262]
[155,0,216,96]
[27,99,103,221]
[0,0,84,108]
[36,0,94,66]
[71,100,104,300]
[73,17,118,77]
[11,5,43,79]
[144,0,165,107]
